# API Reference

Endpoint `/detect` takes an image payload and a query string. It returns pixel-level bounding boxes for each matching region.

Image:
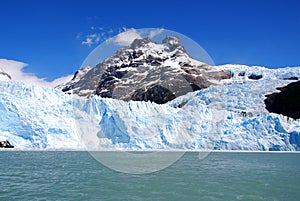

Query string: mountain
[0,64,300,150]
[59,36,231,103]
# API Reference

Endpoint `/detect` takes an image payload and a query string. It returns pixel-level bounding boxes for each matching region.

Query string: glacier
[0,65,300,151]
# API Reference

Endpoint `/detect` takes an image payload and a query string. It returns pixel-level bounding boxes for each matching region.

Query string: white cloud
[0,59,72,87]
[79,27,144,47]
[82,33,101,46]
[82,38,93,46]
[113,28,142,46]
[149,28,164,38]
[80,27,165,47]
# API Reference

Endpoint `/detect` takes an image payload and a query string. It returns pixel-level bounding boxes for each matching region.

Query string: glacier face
[0,65,300,150]
[0,82,81,149]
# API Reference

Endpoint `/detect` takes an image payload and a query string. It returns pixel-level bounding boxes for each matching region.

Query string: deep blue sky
[0,0,299,81]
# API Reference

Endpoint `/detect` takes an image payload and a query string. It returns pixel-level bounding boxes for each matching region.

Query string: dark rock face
[238,71,245,76]
[59,36,231,104]
[131,85,176,104]
[264,81,300,120]
[0,71,12,80]
[248,74,263,80]
[0,140,14,148]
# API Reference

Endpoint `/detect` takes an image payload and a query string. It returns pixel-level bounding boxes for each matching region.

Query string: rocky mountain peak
[130,37,153,49]
[72,66,92,81]
[55,66,91,91]
[59,36,231,103]
[162,36,184,52]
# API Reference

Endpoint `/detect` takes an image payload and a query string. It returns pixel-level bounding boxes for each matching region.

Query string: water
[0,151,299,201]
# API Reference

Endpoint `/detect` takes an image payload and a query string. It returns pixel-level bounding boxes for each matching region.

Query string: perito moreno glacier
[0,64,300,151]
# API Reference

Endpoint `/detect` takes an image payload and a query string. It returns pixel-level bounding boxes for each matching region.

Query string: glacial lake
[0,151,299,200]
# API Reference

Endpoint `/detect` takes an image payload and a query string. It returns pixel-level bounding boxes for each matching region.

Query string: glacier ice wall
[0,65,300,150]
[0,82,81,149]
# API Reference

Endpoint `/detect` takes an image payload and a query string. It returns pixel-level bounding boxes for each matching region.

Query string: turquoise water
[0,152,299,201]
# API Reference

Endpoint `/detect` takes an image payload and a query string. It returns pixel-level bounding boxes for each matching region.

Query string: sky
[0,0,299,86]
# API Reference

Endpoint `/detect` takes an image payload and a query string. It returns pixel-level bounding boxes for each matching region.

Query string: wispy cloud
[110,28,165,46]
[78,17,120,47]
[0,59,72,87]
[78,25,143,47]
[79,27,165,47]
[81,33,101,46]
[149,28,164,38]
[79,27,114,47]
[113,28,142,46]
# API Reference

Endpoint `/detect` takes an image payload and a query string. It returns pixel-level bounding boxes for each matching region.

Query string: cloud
[79,26,114,47]
[113,28,142,46]
[82,37,93,46]
[82,33,101,46]
[0,59,72,87]
[79,27,144,47]
[149,28,164,38]
[110,28,165,46]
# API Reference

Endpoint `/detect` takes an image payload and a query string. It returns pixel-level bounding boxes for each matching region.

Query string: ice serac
[60,36,231,103]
